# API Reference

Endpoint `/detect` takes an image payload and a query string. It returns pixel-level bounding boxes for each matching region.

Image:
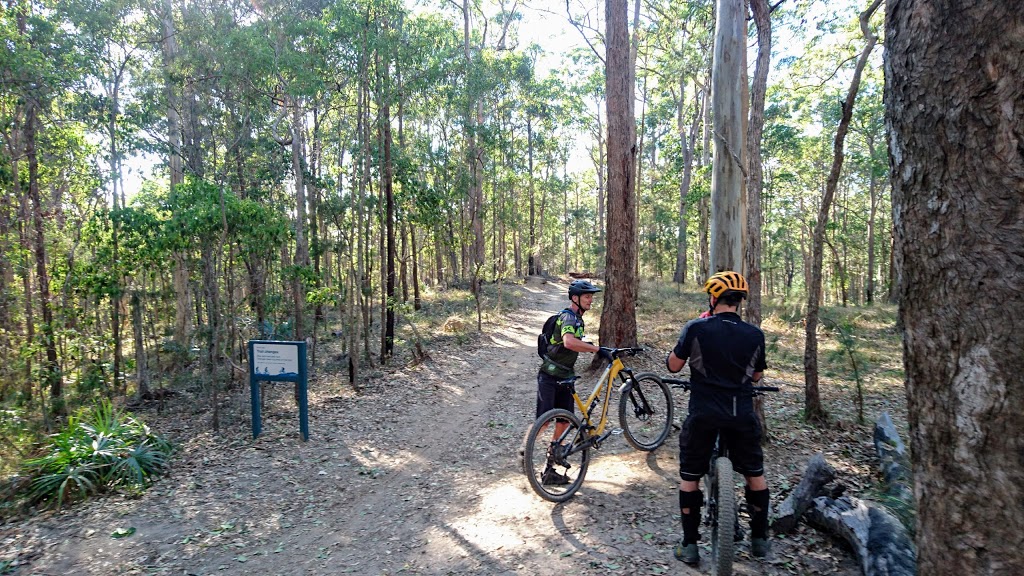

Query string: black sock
[679,489,704,544]
[745,487,770,539]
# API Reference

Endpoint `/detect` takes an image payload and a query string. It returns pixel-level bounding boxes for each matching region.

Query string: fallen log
[805,495,916,576]
[567,271,598,279]
[772,453,836,534]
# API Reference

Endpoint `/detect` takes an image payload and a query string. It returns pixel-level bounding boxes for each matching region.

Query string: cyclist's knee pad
[744,487,770,512]
[679,489,704,512]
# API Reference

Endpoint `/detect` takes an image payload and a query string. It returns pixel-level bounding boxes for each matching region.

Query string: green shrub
[21,401,172,507]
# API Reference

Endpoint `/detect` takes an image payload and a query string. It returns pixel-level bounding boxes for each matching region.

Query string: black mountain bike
[664,378,778,576]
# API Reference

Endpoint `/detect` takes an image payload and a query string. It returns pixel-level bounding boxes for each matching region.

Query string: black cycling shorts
[536,372,574,417]
[678,411,764,481]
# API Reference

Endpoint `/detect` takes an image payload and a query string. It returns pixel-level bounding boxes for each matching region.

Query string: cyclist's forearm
[562,334,599,354]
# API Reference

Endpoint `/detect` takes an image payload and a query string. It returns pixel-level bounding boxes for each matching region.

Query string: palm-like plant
[22,401,172,507]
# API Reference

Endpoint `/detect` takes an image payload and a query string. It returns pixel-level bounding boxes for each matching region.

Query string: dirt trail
[1,277,860,575]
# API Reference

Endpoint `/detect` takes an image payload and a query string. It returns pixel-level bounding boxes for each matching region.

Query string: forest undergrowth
[0,277,908,575]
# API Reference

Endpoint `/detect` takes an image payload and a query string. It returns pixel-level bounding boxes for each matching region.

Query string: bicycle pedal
[611,428,623,435]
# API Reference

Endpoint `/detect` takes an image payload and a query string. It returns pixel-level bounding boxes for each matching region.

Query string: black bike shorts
[678,411,764,482]
[536,372,574,418]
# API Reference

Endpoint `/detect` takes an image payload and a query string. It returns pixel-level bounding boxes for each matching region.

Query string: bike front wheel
[524,408,590,502]
[709,456,736,576]
[618,373,674,451]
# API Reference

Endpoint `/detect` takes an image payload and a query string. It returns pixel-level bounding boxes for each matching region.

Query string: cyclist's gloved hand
[598,347,615,362]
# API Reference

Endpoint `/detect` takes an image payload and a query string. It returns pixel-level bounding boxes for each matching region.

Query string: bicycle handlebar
[608,347,644,358]
[664,378,780,394]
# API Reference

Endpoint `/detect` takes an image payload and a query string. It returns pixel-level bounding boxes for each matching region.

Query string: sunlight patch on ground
[418,456,649,568]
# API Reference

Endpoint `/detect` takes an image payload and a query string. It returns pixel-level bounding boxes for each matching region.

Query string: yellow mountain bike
[523,347,674,502]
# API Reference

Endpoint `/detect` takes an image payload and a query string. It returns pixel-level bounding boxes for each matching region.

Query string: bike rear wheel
[709,456,736,576]
[618,373,674,451]
[524,408,590,502]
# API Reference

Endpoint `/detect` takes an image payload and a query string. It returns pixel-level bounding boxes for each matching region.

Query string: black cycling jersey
[672,311,767,417]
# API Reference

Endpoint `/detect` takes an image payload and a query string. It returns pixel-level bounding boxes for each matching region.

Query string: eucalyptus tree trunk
[698,72,712,280]
[290,100,308,341]
[709,0,747,273]
[745,0,774,327]
[590,97,607,258]
[673,80,701,285]
[461,0,485,285]
[865,134,880,305]
[25,101,61,402]
[598,0,638,352]
[400,221,408,303]
[17,175,35,403]
[888,1,1024,573]
[159,0,190,347]
[106,68,124,393]
[527,118,538,275]
[310,106,324,330]
[381,96,396,363]
[359,78,373,364]
[411,223,421,311]
[804,0,881,425]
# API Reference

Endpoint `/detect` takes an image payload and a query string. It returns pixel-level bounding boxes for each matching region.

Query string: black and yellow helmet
[704,271,749,299]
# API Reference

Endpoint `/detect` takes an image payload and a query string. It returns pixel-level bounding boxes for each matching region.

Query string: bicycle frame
[570,357,627,436]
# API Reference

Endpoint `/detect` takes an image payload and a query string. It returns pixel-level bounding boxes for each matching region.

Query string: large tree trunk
[886,1,1024,573]
[709,0,747,272]
[745,0,773,326]
[804,0,881,425]
[598,0,638,352]
[159,0,190,347]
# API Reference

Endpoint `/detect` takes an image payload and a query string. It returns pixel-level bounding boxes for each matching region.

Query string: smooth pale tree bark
[709,0,747,272]
[886,1,1024,573]
[159,0,190,347]
[803,0,881,425]
[744,0,776,326]
[698,77,711,280]
[599,0,638,351]
[746,0,777,441]
[672,82,700,285]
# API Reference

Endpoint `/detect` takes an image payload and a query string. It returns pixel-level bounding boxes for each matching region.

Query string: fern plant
[22,401,172,507]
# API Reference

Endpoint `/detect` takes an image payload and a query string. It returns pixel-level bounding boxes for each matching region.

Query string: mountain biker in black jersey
[535,279,613,485]
[666,271,771,564]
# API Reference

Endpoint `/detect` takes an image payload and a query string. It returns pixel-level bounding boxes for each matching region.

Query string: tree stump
[805,495,916,576]
[772,453,836,533]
